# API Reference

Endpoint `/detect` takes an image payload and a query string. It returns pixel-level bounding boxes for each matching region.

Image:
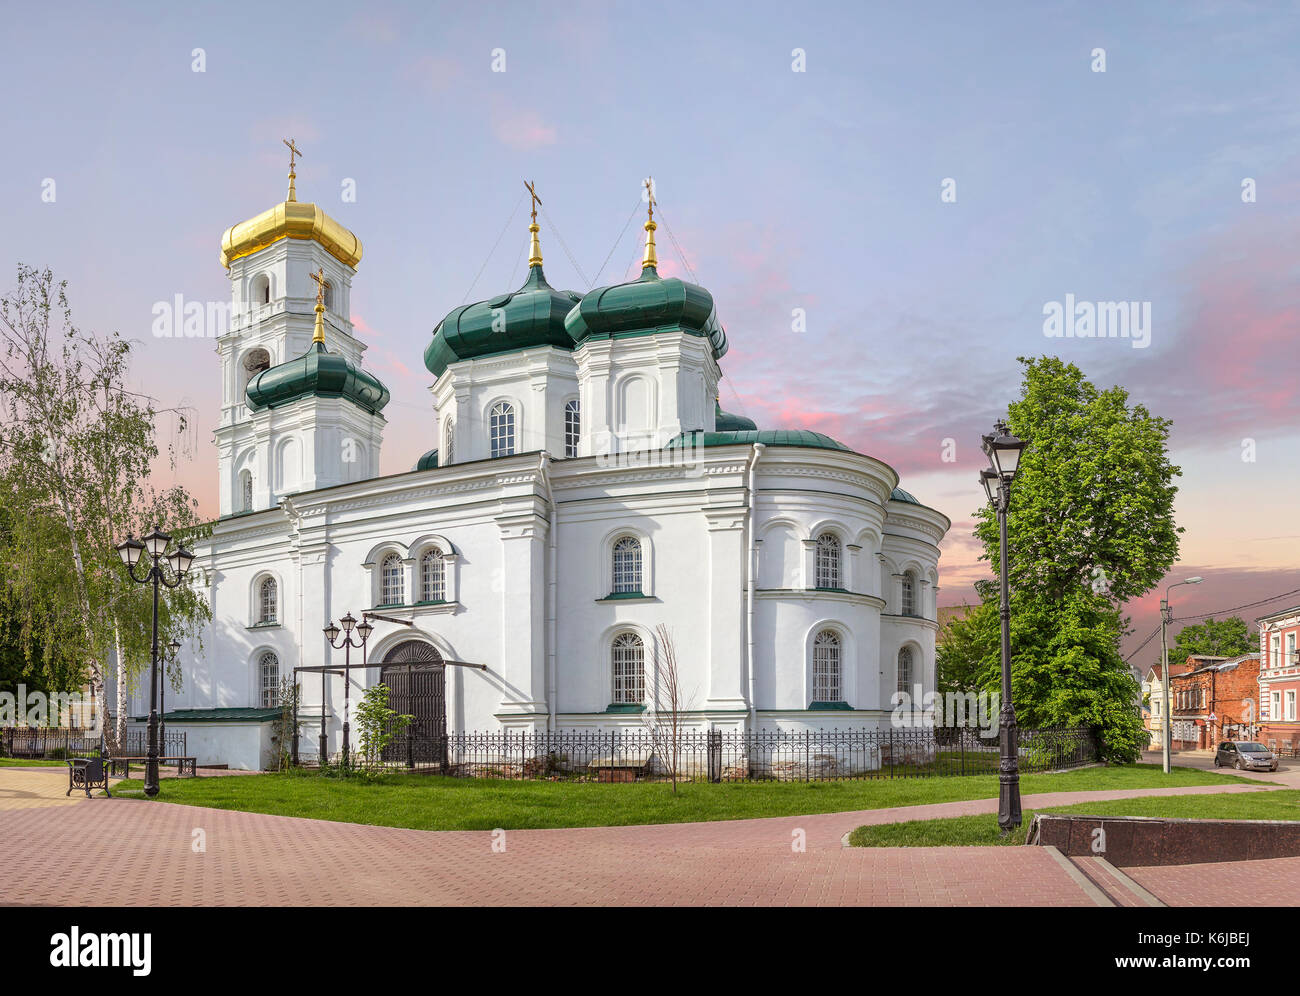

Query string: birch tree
[0,265,211,747]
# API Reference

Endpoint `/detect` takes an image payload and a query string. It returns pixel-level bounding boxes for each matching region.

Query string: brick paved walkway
[0,768,1291,906]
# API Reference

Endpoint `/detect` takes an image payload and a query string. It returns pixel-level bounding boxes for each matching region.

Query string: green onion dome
[414,448,439,471]
[564,263,728,359]
[425,261,581,380]
[246,341,390,415]
[714,398,756,431]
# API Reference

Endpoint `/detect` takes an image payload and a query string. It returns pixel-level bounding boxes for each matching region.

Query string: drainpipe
[745,443,765,730]
[539,452,558,731]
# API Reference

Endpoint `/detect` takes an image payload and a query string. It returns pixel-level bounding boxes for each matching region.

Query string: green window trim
[814,587,852,594]
[413,599,451,607]
[808,700,852,711]
[596,592,654,602]
[246,621,281,630]
[604,703,647,714]
[373,603,408,611]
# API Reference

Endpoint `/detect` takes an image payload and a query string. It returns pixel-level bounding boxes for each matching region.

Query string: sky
[2,0,1297,667]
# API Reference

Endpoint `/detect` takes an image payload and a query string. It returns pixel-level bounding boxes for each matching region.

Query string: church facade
[141,163,950,770]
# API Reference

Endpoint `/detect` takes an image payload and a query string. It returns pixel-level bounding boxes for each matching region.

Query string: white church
[134,159,950,770]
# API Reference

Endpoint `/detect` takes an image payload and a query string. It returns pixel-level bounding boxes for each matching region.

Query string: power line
[462,193,525,304]
[654,205,700,285]
[1125,584,1300,663]
[590,197,644,289]
[538,202,590,289]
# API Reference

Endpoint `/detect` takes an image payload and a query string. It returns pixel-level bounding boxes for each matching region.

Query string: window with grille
[811,629,841,702]
[814,532,841,589]
[897,647,914,694]
[490,402,515,458]
[612,536,643,594]
[420,548,445,603]
[444,418,455,464]
[258,576,277,625]
[260,651,279,708]
[611,632,645,705]
[381,553,404,606]
[901,572,916,615]
[564,399,580,458]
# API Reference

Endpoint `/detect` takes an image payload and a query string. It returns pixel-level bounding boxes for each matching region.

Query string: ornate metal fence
[325,725,1099,782]
[1,727,102,759]
[0,727,187,760]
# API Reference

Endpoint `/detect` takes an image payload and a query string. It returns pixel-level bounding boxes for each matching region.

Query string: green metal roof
[565,265,728,359]
[714,398,757,431]
[665,428,852,452]
[246,341,390,415]
[131,707,283,723]
[890,487,921,505]
[414,448,439,471]
[425,264,580,379]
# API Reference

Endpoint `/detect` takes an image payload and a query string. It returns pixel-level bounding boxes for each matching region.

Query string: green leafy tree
[353,683,412,772]
[1171,616,1255,662]
[950,357,1182,762]
[0,265,212,747]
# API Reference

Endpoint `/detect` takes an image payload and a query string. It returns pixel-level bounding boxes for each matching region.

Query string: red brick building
[1257,605,1300,751]
[1169,653,1261,749]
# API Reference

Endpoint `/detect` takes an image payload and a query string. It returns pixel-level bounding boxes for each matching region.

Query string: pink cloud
[490,109,558,151]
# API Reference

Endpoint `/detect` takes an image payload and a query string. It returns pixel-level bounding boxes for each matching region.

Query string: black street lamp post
[324,613,374,768]
[160,638,181,751]
[114,528,194,797]
[980,420,1028,833]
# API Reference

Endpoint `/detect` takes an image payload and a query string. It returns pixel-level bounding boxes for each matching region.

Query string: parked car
[1214,741,1279,772]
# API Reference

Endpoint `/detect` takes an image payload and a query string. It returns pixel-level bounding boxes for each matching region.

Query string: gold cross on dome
[284,137,304,172]
[643,176,656,220]
[310,267,327,308]
[524,179,542,224]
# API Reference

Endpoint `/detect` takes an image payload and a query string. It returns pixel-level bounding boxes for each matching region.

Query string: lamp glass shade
[143,527,171,558]
[116,537,145,567]
[987,425,1027,481]
[341,612,356,633]
[168,546,195,577]
[324,623,341,642]
[980,470,998,506]
[356,621,374,642]
[168,640,182,657]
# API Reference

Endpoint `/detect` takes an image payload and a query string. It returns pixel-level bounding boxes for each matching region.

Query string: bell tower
[214,141,380,516]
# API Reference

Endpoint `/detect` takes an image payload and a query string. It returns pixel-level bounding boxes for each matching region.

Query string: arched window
[257,576,277,625]
[420,547,446,603]
[380,553,405,606]
[240,471,254,512]
[812,629,842,703]
[444,418,455,465]
[815,532,841,589]
[241,347,271,395]
[489,401,516,458]
[897,647,914,695]
[612,536,643,594]
[260,651,280,708]
[901,571,917,616]
[564,399,580,458]
[611,632,645,705]
[252,273,270,306]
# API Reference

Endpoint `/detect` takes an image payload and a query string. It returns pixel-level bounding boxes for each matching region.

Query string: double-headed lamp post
[114,528,194,797]
[980,420,1029,833]
[1161,576,1204,774]
[324,613,373,768]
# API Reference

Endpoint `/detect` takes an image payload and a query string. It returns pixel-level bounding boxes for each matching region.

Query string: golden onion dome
[220,155,362,269]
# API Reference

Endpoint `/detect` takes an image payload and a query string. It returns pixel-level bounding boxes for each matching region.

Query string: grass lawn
[0,758,70,767]
[110,763,1257,832]
[848,786,1298,848]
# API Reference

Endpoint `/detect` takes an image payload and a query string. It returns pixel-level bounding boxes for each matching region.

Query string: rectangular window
[1272,691,1281,720]
[1287,691,1296,722]
[1288,633,1297,667]
[1274,635,1283,668]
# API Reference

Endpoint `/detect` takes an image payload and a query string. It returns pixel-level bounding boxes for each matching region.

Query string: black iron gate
[380,640,447,768]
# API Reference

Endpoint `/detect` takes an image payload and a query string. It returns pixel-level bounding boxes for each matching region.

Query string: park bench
[108,756,198,778]
[66,757,111,798]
